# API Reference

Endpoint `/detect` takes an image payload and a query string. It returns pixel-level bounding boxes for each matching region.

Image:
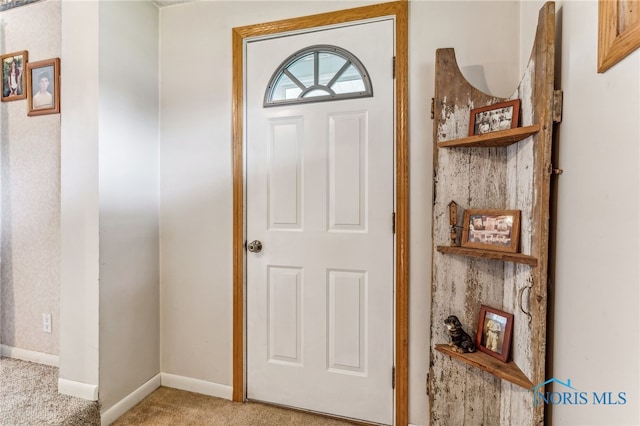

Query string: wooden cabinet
[428,3,557,425]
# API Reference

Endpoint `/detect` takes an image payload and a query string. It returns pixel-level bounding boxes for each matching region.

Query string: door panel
[268,266,302,364]
[246,19,394,424]
[268,117,303,230]
[328,269,366,374]
[329,112,367,231]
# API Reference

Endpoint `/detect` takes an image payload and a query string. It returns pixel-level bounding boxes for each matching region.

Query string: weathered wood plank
[430,47,508,426]
[429,3,555,425]
[529,4,556,425]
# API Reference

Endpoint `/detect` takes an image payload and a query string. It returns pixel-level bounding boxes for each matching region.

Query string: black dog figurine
[444,315,476,353]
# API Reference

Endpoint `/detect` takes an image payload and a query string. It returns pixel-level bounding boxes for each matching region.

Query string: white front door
[246,19,395,424]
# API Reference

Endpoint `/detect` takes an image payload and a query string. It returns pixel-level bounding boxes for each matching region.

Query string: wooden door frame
[232,2,409,424]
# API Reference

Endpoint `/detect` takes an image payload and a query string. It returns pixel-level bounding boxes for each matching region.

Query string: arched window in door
[264,44,372,107]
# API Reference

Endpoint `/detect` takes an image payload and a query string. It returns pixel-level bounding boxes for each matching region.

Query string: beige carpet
[0,357,100,425]
[113,386,359,426]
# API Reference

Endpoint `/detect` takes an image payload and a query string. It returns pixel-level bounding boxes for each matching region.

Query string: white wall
[519,1,640,425]
[60,0,100,393]
[159,2,520,424]
[0,0,61,356]
[60,0,161,411]
[98,1,160,413]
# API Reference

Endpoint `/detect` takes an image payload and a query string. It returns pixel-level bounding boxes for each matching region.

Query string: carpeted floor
[0,357,100,426]
[0,356,358,425]
[113,386,358,426]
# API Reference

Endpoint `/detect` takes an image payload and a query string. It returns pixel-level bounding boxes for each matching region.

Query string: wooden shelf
[435,344,534,389]
[437,124,540,148]
[437,246,538,266]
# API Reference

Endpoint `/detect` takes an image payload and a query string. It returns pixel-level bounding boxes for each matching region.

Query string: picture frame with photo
[476,305,513,362]
[26,58,60,116]
[468,99,520,136]
[1,50,28,102]
[461,209,521,253]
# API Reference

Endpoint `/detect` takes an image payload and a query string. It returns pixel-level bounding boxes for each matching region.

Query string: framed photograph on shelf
[1,50,28,102]
[26,58,60,116]
[469,99,520,136]
[461,209,521,253]
[476,305,513,362]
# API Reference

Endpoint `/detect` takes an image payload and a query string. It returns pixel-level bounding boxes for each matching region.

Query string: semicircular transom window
[264,44,373,107]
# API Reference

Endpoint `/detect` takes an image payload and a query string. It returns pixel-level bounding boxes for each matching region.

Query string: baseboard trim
[161,372,233,400]
[101,373,161,425]
[58,378,99,401]
[0,344,59,367]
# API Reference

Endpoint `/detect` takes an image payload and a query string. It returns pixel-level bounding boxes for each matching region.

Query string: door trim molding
[232,2,409,424]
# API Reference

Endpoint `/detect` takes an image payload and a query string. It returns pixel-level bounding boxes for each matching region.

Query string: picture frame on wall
[598,0,640,72]
[476,305,513,363]
[468,99,520,136]
[26,58,60,116]
[461,209,521,253]
[1,50,28,102]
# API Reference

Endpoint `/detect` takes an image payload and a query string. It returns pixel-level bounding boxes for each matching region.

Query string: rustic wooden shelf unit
[429,3,557,425]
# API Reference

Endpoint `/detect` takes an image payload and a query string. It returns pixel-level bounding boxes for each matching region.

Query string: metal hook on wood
[518,282,533,324]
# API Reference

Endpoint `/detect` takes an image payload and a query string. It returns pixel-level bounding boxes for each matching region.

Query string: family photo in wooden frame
[1,50,28,102]
[26,57,60,116]
[461,209,521,253]
[469,99,520,136]
[476,305,513,362]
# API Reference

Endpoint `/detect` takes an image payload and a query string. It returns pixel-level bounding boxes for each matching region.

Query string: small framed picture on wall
[1,50,28,102]
[26,57,60,116]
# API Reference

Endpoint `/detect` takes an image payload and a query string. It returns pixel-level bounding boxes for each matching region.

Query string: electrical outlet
[43,313,52,333]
